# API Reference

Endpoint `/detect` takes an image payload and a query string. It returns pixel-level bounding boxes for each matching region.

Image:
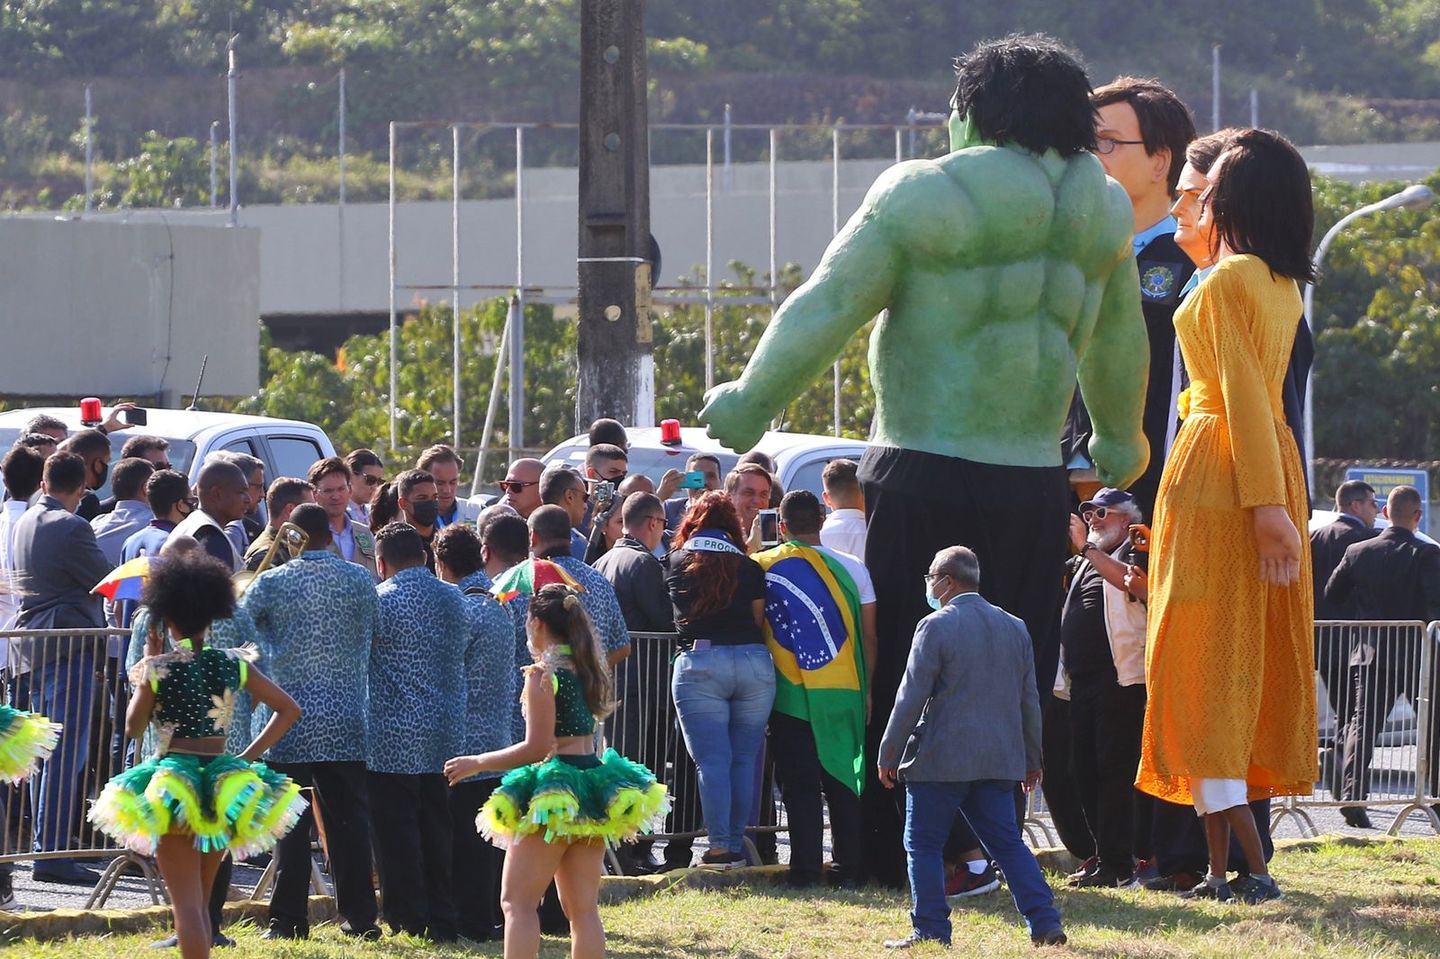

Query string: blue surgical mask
[926,586,943,611]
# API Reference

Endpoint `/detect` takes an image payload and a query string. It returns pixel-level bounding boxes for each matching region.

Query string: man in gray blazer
[877,546,1065,949]
[11,452,113,884]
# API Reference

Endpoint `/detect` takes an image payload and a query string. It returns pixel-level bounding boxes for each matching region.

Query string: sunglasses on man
[499,480,538,495]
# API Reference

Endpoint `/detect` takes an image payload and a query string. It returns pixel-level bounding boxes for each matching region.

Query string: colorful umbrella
[491,558,585,604]
[92,556,153,602]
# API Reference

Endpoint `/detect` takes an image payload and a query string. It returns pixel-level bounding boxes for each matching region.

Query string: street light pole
[1302,183,1436,492]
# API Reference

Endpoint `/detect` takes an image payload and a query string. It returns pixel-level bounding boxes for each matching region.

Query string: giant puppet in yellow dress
[1137,250,1317,805]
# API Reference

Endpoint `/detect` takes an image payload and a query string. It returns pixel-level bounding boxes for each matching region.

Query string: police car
[542,426,869,501]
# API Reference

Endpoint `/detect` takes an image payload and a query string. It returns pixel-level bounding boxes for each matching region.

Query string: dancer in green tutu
[0,704,61,785]
[445,583,667,958]
[89,552,304,959]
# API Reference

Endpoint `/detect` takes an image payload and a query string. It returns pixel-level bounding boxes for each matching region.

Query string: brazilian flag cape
[754,542,867,795]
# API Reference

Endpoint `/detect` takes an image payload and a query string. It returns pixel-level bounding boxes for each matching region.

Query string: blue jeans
[904,779,1061,944]
[671,644,775,853]
[32,651,99,858]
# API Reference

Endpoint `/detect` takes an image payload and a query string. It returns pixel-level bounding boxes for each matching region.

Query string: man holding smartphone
[663,453,722,535]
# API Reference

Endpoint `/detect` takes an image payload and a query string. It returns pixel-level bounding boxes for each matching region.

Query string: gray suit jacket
[12,496,111,650]
[878,592,1041,783]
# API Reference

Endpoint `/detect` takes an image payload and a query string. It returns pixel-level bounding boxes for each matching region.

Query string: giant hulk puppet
[700,35,1149,884]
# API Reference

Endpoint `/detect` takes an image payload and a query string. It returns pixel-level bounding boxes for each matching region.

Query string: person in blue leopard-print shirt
[434,524,516,944]
[504,507,632,740]
[368,522,469,943]
[237,504,383,941]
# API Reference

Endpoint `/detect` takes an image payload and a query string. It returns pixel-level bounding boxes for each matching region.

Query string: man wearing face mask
[58,428,112,522]
[121,470,195,562]
[395,468,440,570]
[1055,489,1149,889]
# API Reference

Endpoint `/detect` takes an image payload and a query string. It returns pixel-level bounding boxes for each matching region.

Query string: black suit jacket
[1310,515,1380,618]
[592,537,674,633]
[1325,527,1440,624]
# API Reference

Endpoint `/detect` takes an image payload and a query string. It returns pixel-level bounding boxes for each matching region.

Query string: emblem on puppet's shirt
[1140,265,1177,300]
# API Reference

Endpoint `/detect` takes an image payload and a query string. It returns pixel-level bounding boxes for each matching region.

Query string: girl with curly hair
[89,552,304,959]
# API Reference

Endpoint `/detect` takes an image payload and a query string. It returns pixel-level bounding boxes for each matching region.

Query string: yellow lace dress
[1136,253,1317,805]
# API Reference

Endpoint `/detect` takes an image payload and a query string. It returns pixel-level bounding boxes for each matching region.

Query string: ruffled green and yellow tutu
[88,753,307,857]
[479,748,669,848]
[0,703,61,785]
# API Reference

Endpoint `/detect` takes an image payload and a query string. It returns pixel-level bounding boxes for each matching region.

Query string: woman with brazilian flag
[753,490,876,889]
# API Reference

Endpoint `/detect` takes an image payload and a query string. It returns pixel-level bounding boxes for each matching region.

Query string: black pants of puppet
[859,446,1069,887]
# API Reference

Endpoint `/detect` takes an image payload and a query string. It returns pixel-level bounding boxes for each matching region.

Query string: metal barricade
[0,627,167,907]
[1276,620,1440,837]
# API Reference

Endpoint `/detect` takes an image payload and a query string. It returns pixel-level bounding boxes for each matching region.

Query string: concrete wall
[47,158,893,318]
[0,218,260,400]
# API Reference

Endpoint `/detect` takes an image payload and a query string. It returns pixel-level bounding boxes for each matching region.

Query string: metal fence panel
[1,628,135,870]
[1249,620,1438,839]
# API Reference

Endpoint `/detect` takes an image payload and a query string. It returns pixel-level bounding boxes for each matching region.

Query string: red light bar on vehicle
[660,418,682,446]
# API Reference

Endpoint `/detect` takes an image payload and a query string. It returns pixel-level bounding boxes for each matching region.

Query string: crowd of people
[0,30,1434,959]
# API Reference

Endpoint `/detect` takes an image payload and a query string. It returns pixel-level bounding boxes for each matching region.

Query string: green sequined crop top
[128,641,254,741]
[552,666,596,738]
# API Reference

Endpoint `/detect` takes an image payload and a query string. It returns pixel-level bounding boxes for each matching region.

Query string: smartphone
[678,470,707,490]
[123,407,148,427]
[758,508,780,547]
[592,480,615,509]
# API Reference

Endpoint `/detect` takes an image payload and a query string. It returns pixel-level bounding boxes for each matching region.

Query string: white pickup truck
[0,406,337,502]
[542,425,870,501]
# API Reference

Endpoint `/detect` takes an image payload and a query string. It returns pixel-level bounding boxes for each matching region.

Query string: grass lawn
[7,839,1440,957]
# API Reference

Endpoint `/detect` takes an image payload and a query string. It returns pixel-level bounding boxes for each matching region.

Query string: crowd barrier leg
[1391,622,1440,837]
[1021,789,1055,848]
[1270,795,1319,838]
[85,851,167,909]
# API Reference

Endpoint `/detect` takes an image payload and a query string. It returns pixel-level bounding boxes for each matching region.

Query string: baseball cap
[1078,488,1135,512]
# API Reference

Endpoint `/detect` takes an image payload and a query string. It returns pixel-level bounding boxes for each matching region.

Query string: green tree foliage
[101,131,210,208]
[236,297,577,465]
[1310,170,1440,460]
[5,0,1440,100]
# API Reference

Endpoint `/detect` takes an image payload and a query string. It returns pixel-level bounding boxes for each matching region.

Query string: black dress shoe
[263,925,306,941]
[342,924,384,941]
[1341,806,1373,829]
[32,862,99,886]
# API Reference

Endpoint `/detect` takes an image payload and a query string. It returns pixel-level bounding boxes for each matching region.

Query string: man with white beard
[1057,488,1150,889]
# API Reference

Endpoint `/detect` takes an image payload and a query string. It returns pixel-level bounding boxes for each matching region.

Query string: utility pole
[575,0,652,431]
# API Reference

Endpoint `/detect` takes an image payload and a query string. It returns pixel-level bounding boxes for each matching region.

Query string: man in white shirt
[820,458,867,560]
